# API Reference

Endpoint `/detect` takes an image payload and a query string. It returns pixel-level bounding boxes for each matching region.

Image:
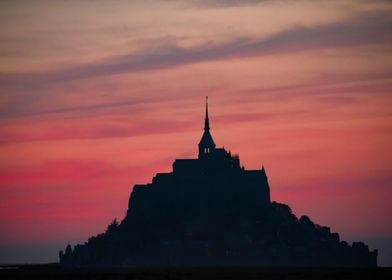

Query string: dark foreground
[0,264,391,280]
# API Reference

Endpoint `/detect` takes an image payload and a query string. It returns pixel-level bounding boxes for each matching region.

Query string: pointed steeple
[204,96,210,131]
[198,96,215,158]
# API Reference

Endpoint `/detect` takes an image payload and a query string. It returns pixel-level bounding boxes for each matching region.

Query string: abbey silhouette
[60,97,377,267]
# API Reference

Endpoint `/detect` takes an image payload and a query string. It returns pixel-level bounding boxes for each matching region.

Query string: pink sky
[0,0,391,265]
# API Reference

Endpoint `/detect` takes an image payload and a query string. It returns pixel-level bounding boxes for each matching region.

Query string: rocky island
[60,98,377,267]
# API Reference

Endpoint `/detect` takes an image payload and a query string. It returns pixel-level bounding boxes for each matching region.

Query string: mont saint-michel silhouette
[60,98,377,267]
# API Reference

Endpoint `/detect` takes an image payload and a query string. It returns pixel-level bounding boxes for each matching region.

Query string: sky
[0,0,391,266]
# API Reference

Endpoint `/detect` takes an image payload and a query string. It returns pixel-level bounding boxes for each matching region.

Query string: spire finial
[204,96,210,131]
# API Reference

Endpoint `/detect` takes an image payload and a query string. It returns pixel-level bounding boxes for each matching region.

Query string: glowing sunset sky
[0,0,391,265]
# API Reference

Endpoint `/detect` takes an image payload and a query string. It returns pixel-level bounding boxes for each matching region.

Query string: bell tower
[198,96,216,158]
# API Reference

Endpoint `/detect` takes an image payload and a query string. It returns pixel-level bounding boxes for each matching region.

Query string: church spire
[204,96,210,131]
[198,96,215,158]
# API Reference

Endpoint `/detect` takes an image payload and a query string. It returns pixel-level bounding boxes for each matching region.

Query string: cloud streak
[1,9,391,120]
[1,11,391,85]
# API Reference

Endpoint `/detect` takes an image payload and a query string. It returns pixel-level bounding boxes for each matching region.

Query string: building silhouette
[60,97,377,267]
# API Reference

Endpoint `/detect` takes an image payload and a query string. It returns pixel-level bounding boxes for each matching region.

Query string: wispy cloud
[2,11,390,84]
